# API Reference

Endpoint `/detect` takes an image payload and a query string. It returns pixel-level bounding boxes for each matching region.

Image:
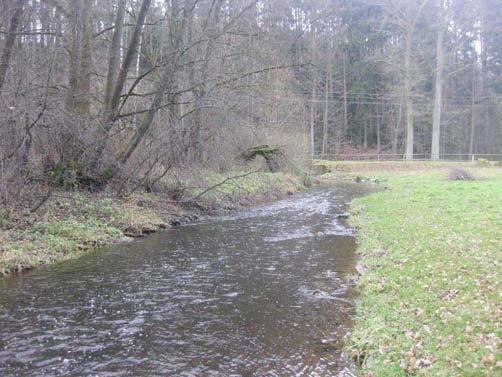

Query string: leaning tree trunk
[100,0,191,182]
[100,68,173,182]
[92,0,152,168]
[104,0,126,110]
[105,0,152,123]
[242,145,282,173]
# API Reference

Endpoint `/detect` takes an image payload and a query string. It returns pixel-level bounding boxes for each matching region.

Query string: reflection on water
[0,183,374,376]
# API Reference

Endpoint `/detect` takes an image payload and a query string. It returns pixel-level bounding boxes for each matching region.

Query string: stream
[0,183,374,376]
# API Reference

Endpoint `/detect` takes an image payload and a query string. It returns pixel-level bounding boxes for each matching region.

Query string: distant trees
[0,0,501,201]
[297,0,502,160]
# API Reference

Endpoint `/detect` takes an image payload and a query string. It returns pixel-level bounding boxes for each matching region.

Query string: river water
[0,183,373,376]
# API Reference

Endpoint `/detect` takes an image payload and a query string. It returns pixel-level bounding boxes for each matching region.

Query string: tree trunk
[376,103,381,154]
[364,115,369,149]
[328,61,334,156]
[106,0,152,122]
[100,69,172,183]
[92,0,151,168]
[479,28,488,154]
[469,62,477,156]
[66,0,84,111]
[309,32,317,159]
[322,64,329,157]
[392,89,403,155]
[404,31,414,160]
[0,0,25,92]
[431,14,445,160]
[117,74,171,166]
[341,52,348,154]
[76,0,92,114]
[104,0,126,109]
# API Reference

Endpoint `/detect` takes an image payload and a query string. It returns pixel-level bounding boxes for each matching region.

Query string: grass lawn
[323,162,501,376]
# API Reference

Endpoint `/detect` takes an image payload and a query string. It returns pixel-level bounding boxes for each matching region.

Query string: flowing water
[0,183,374,376]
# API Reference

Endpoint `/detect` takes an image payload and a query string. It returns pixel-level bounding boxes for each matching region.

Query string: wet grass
[329,163,502,376]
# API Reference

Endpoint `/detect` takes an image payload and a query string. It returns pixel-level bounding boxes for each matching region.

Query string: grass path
[323,164,501,376]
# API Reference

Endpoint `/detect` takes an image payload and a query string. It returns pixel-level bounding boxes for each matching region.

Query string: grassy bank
[320,162,501,376]
[0,171,303,276]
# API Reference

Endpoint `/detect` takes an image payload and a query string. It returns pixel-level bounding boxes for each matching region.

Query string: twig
[30,188,52,213]
[171,169,262,204]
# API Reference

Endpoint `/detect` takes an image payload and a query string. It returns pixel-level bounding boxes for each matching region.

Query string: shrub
[302,172,314,187]
[476,158,490,167]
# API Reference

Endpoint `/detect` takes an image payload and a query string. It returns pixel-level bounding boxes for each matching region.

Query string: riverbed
[0,183,373,376]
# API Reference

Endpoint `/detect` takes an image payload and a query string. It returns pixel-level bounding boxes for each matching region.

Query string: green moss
[346,168,502,376]
[312,160,333,175]
[242,145,281,159]
[242,145,283,172]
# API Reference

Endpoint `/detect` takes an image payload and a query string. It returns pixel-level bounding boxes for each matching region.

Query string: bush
[302,172,314,187]
[476,158,490,167]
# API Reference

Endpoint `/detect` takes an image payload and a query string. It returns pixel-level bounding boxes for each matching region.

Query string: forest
[1,1,501,376]
[1,0,501,203]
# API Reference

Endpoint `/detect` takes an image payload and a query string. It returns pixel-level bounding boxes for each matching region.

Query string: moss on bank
[326,163,502,376]
[0,171,303,276]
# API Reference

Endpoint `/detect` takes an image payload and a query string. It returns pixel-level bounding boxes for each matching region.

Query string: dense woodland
[1,0,501,203]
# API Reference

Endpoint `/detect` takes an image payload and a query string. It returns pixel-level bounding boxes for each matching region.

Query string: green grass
[1,219,123,274]
[340,165,502,376]
[0,194,161,275]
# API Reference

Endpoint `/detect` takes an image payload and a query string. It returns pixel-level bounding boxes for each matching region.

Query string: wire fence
[314,153,502,162]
